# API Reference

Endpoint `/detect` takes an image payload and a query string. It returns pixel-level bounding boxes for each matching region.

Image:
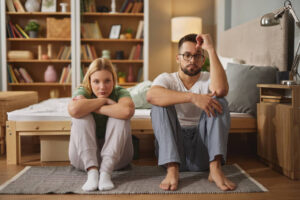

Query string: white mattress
[7,98,253,121]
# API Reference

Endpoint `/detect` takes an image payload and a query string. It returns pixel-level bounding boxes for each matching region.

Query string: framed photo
[109,25,121,39]
[41,0,57,12]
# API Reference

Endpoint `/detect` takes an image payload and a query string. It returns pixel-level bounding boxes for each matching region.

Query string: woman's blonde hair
[81,58,117,96]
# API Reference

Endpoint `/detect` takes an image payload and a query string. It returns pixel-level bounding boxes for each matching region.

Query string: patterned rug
[0,164,267,194]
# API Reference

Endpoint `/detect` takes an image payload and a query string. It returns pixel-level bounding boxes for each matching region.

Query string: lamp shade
[171,16,202,42]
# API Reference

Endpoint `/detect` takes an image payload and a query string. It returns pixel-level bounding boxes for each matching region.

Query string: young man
[146,33,236,191]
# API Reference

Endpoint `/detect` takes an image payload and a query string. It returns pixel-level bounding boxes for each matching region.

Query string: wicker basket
[46,17,71,38]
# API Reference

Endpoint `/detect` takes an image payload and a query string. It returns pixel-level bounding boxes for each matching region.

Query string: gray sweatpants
[151,98,230,172]
[69,114,133,174]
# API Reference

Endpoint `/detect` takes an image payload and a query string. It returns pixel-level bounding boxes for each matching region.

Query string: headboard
[218,13,294,71]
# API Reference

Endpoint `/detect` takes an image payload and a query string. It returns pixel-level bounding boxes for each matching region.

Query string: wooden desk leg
[6,121,18,165]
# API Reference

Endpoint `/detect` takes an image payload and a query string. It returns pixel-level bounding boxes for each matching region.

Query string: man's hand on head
[196,34,214,52]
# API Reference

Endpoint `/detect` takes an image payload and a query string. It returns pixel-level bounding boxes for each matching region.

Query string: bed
[5,13,293,165]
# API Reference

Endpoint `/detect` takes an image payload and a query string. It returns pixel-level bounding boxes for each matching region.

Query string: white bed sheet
[7,98,253,121]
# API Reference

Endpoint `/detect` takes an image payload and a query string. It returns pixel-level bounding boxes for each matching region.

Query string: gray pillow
[225,63,277,116]
[127,81,152,109]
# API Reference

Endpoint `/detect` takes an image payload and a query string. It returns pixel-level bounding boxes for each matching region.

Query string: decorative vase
[127,66,135,82]
[102,50,111,59]
[25,0,40,12]
[44,65,57,82]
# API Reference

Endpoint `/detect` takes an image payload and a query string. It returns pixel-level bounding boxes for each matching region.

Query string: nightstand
[257,84,300,180]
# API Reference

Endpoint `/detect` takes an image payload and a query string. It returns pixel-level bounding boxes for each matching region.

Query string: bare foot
[208,158,236,191]
[160,163,179,191]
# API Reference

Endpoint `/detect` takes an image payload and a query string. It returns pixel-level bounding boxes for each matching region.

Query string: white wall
[216,0,300,73]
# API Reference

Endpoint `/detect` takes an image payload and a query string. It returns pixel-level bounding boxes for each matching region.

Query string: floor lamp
[261,0,300,85]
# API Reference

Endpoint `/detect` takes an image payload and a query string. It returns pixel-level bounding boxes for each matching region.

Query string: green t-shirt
[72,86,131,139]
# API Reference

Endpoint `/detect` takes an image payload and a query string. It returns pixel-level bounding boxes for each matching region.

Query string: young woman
[68,58,134,191]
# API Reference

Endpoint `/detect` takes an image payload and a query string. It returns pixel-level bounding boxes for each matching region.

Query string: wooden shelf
[81,39,143,42]
[7,59,71,63]
[7,38,71,42]
[81,60,143,64]
[9,83,71,86]
[82,12,143,17]
[6,12,71,16]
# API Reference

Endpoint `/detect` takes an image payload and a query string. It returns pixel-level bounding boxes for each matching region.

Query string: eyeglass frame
[178,51,205,62]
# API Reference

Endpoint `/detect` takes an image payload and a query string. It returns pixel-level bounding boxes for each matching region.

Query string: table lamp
[171,16,202,42]
[261,0,300,84]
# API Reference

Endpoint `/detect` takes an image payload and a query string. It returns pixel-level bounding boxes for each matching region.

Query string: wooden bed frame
[6,13,292,165]
[6,117,256,165]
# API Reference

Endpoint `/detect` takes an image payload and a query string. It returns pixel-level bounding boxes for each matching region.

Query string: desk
[0,91,38,154]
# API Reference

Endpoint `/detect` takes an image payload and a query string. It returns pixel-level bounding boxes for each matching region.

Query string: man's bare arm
[146,86,193,107]
[196,34,229,97]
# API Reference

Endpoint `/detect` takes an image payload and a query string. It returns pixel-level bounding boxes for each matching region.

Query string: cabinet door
[258,103,294,171]
[257,103,277,163]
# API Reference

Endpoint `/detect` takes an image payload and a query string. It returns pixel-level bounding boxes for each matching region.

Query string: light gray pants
[69,114,133,174]
[151,98,230,172]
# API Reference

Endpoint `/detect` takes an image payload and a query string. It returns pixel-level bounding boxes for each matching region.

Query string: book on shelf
[82,0,96,12]
[133,44,141,59]
[15,24,29,38]
[135,20,144,39]
[6,0,16,12]
[120,0,130,12]
[137,67,143,82]
[57,46,71,60]
[59,65,70,83]
[128,45,136,60]
[81,44,98,60]
[124,0,134,13]
[81,21,103,39]
[13,68,25,83]
[12,0,25,12]
[19,67,33,83]
[8,64,18,83]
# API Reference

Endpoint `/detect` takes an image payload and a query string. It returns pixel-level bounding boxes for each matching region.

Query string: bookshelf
[1,0,73,101]
[79,0,146,87]
[1,0,149,101]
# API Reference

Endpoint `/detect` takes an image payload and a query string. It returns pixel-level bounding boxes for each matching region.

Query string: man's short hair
[178,33,197,50]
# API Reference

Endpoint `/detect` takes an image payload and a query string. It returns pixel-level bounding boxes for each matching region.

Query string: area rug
[0,164,267,194]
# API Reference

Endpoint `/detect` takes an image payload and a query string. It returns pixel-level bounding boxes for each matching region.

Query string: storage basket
[46,17,71,38]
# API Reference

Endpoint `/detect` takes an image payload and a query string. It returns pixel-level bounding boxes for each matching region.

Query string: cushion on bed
[127,81,152,109]
[218,55,245,70]
[225,63,277,116]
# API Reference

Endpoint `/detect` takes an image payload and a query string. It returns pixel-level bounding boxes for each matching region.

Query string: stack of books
[7,64,33,83]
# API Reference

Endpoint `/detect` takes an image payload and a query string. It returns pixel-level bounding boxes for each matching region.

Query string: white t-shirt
[152,72,210,127]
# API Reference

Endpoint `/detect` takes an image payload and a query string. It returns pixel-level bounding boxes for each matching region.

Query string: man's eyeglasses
[178,53,205,62]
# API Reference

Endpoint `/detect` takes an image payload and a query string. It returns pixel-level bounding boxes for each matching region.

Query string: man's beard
[180,64,201,76]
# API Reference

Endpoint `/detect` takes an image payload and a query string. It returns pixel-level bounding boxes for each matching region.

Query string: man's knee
[214,97,229,114]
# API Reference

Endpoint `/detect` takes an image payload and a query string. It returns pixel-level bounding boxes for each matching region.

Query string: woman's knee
[71,114,95,128]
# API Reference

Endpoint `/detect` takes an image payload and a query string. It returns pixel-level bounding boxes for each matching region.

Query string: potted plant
[25,20,40,38]
[118,71,126,84]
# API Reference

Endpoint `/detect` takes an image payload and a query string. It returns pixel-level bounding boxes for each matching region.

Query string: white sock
[98,171,114,191]
[81,169,99,191]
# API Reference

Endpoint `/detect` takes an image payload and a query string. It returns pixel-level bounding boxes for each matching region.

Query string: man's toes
[217,183,230,191]
[225,181,236,190]
[170,183,178,191]
[160,183,170,190]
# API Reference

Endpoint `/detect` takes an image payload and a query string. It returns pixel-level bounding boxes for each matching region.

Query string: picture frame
[41,0,57,12]
[109,25,121,39]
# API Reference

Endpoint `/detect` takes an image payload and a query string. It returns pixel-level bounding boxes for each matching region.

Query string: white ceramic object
[25,0,40,12]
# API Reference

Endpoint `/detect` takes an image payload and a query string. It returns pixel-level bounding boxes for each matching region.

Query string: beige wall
[148,0,216,80]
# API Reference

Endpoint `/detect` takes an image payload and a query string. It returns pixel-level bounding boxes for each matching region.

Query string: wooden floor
[0,152,299,200]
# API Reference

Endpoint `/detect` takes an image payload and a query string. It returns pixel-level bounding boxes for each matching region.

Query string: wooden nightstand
[257,84,300,180]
